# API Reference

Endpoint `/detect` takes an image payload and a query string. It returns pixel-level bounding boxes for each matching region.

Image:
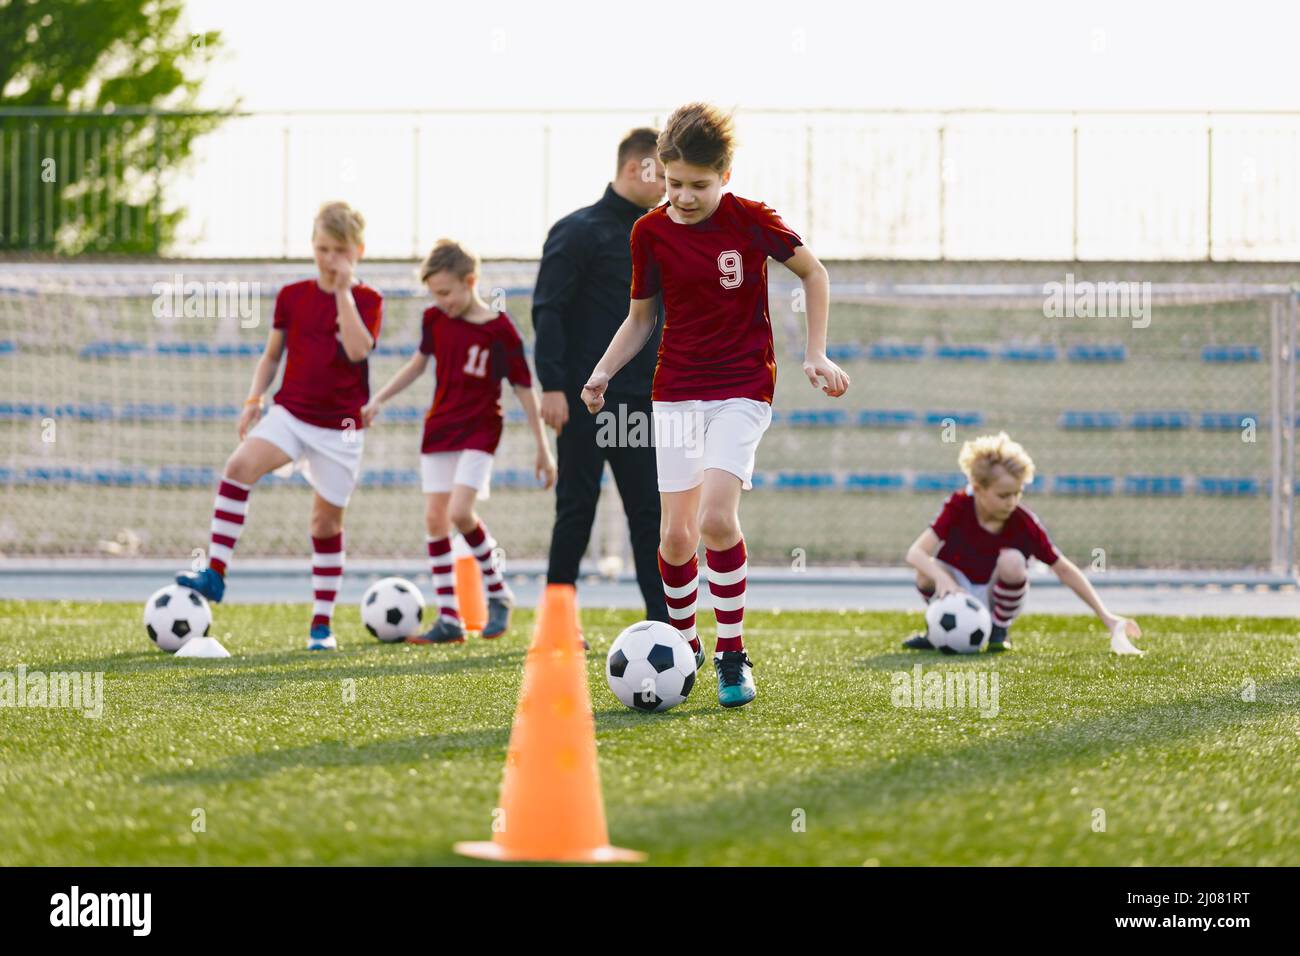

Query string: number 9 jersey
[630,193,803,404]
[419,308,533,455]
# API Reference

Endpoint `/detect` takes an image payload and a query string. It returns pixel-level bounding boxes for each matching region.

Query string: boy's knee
[996,549,1027,581]
[698,507,738,543]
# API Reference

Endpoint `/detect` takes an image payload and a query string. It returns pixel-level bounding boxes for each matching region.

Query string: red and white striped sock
[426,535,460,623]
[658,549,700,656]
[706,538,748,656]
[207,475,251,576]
[311,532,345,629]
[989,577,1028,628]
[463,521,506,599]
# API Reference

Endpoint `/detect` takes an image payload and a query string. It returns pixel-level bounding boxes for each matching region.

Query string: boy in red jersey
[581,104,851,707]
[363,239,555,643]
[903,432,1145,655]
[177,202,382,651]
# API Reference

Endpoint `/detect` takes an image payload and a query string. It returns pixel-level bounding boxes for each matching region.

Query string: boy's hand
[804,352,850,397]
[360,401,380,428]
[331,254,354,292]
[1105,616,1144,655]
[580,371,609,414]
[535,447,557,490]
[238,402,261,441]
[934,574,963,599]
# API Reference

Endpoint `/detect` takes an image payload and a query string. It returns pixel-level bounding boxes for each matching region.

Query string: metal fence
[2,108,1300,260]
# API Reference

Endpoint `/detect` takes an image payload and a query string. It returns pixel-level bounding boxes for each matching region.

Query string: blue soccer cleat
[987,624,1012,652]
[307,623,337,651]
[175,566,225,603]
[713,650,757,708]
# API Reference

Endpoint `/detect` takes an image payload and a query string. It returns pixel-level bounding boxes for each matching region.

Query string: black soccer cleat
[902,632,935,650]
[987,624,1012,652]
[408,617,465,645]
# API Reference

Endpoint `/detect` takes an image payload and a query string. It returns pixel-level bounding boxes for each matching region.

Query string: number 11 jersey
[630,192,803,405]
[419,308,533,455]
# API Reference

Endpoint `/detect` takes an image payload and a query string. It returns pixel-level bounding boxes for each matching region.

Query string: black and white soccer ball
[925,592,992,654]
[606,620,697,713]
[144,584,212,653]
[360,577,425,642]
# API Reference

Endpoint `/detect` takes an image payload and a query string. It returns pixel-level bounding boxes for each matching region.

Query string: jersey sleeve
[929,492,962,541]
[499,317,533,388]
[272,285,293,330]
[629,218,661,299]
[357,287,383,345]
[745,200,803,263]
[418,308,438,356]
[1021,508,1062,566]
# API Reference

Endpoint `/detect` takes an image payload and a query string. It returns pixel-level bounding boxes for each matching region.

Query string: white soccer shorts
[248,404,364,508]
[420,449,494,498]
[652,397,772,493]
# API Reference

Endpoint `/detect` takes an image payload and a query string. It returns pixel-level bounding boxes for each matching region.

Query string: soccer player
[362,239,556,643]
[176,201,382,651]
[902,432,1145,655]
[580,103,851,707]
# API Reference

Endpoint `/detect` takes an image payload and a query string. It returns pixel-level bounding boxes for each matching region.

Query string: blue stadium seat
[120,403,179,421]
[1201,345,1261,363]
[1000,344,1058,362]
[213,343,263,357]
[845,473,906,491]
[0,340,16,355]
[934,344,992,361]
[183,405,240,420]
[1124,475,1184,496]
[1053,474,1115,495]
[856,409,918,427]
[784,409,848,427]
[1059,410,1122,430]
[1197,476,1261,497]
[773,472,835,489]
[158,466,219,488]
[78,341,147,359]
[1067,344,1126,363]
[374,344,418,357]
[825,343,865,361]
[913,472,967,492]
[923,411,983,427]
[1131,411,1191,430]
[1200,411,1257,431]
[868,343,925,361]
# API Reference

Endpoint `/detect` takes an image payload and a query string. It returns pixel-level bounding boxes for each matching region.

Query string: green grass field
[0,599,1296,866]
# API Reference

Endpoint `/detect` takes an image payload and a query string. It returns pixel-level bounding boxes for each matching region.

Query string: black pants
[547,392,669,623]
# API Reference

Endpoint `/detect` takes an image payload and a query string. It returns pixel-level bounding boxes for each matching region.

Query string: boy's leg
[903,570,939,649]
[658,484,703,666]
[449,455,512,638]
[987,549,1029,650]
[177,435,292,601]
[699,468,756,708]
[412,455,466,644]
[308,493,346,650]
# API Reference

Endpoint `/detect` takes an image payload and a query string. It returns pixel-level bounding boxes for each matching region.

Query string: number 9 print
[718,250,742,289]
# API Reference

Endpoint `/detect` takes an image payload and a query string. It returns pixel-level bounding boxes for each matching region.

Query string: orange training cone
[455,583,644,863]
[453,535,487,635]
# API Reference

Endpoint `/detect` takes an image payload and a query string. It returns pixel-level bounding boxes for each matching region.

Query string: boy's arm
[782,245,849,397]
[332,261,374,361]
[905,528,962,597]
[1052,556,1144,653]
[580,296,658,413]
[513,382,557,489]
[362,353,429,425]
[238,329,285,440]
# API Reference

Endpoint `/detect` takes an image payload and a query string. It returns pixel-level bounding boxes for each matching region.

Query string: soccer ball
[361,577,425,642]
[925,592,992,654]
[144,584,212,653]
[606,620,697,713]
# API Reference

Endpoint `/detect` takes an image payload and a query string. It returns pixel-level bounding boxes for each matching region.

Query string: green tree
[0,0,232,253]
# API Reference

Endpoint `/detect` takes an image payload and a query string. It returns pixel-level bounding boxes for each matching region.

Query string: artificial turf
[0,600,1296,865]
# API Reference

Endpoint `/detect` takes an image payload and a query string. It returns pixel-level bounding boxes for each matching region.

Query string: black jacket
[531,184,662,398]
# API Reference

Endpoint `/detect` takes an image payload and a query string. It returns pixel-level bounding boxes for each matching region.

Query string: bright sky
[185,0,1300,113]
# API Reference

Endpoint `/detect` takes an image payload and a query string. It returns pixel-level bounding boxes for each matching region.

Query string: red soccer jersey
[930,490,1061,584]
[272,279,384,430]
[420,308,533,455]
[630,192,802,404]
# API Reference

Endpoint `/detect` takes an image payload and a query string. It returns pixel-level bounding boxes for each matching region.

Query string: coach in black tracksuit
[532,128,669,622]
